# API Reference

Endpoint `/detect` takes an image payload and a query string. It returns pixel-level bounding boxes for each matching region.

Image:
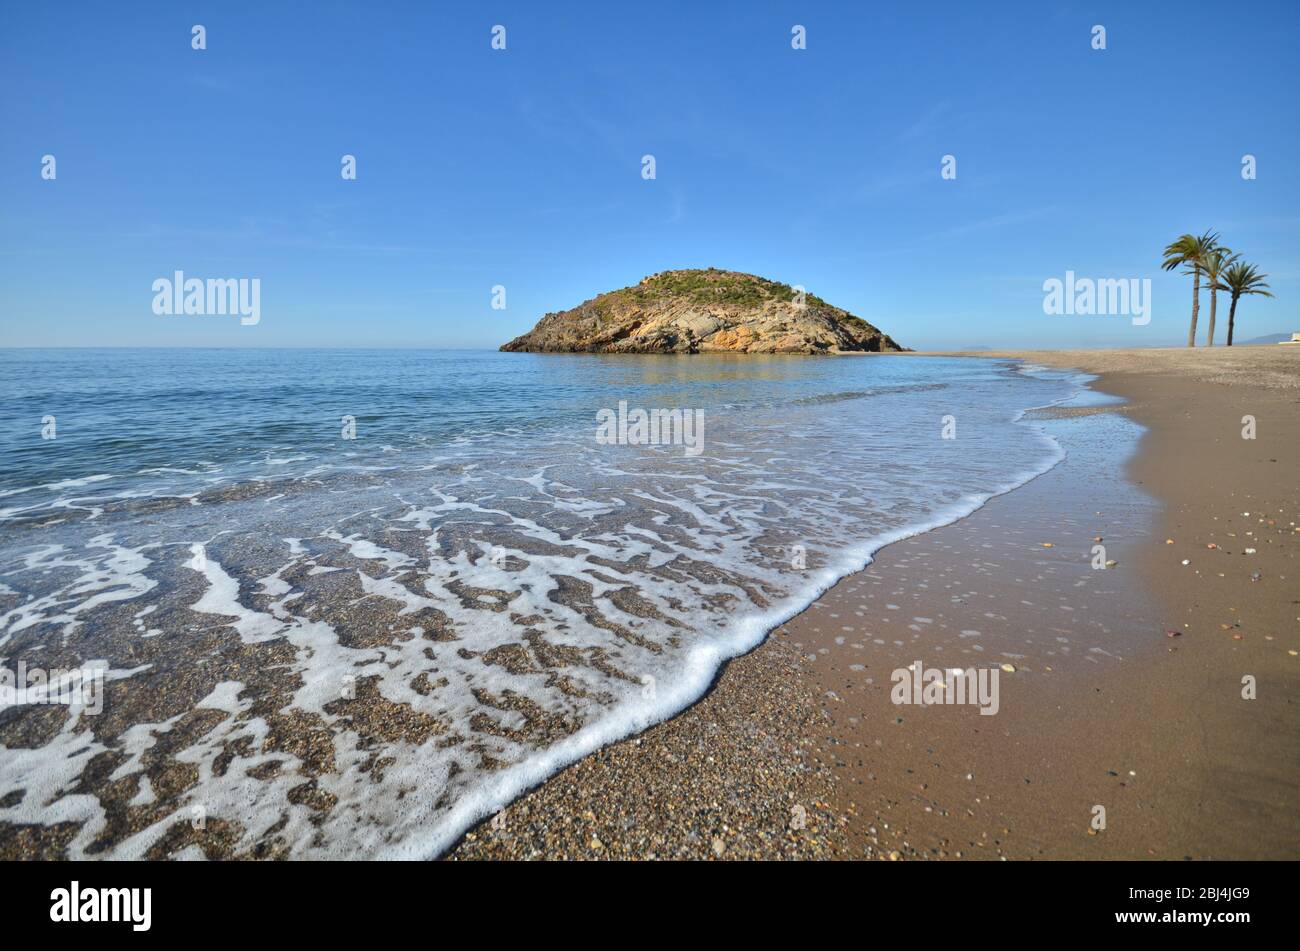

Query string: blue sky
[1,0,1297,350]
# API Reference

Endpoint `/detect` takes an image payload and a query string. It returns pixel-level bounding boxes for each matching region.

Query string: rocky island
[500,269,906,354]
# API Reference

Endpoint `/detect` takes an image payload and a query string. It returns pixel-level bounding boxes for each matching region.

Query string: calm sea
[0,349,1083,858]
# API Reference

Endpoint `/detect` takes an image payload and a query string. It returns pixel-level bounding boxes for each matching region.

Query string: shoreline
[450,347,1298,860]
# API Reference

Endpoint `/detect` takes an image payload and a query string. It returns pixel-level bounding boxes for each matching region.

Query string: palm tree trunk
[1226,294,1239,347]
[1186,267,1201,347]
[1206,286,1217,346]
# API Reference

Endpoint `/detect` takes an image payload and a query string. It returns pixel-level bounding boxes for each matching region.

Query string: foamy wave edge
[372,360,1089,860]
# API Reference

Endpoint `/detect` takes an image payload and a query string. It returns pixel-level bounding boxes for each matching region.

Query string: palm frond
[1222,262,1274,297]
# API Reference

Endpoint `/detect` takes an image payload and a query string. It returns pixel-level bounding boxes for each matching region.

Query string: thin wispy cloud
[853,168,934,202]
[895,101,951,143]
[915,206,1060,243]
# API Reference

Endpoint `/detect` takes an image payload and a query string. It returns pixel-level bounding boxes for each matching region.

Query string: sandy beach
[451,346,1299,860]
[7,8,1300,934]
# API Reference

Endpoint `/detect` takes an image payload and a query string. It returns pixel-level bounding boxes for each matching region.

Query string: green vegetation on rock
[501,268,906,355]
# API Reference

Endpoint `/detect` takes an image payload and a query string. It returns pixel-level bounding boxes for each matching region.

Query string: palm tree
[1162,231,1220,346]
[1214,262,1273,347]
[1200,246,1238,346]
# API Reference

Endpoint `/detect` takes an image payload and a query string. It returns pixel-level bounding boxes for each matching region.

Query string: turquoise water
[0,349,1082,858]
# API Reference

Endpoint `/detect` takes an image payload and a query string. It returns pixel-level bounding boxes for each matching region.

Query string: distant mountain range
[1237,333,1297,345]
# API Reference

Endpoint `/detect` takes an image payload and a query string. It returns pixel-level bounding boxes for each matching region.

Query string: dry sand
[963,345,1300,391]
[451,346,1299,860]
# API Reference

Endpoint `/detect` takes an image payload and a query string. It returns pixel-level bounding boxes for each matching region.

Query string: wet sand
[451,346,1299,860]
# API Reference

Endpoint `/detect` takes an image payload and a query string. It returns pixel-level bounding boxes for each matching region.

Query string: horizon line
[1,341,1289,353]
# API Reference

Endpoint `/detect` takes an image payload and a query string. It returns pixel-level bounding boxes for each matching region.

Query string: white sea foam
[0,358,1089,859]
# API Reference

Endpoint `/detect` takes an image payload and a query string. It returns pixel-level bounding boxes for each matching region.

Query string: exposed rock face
[500,269,906,354]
